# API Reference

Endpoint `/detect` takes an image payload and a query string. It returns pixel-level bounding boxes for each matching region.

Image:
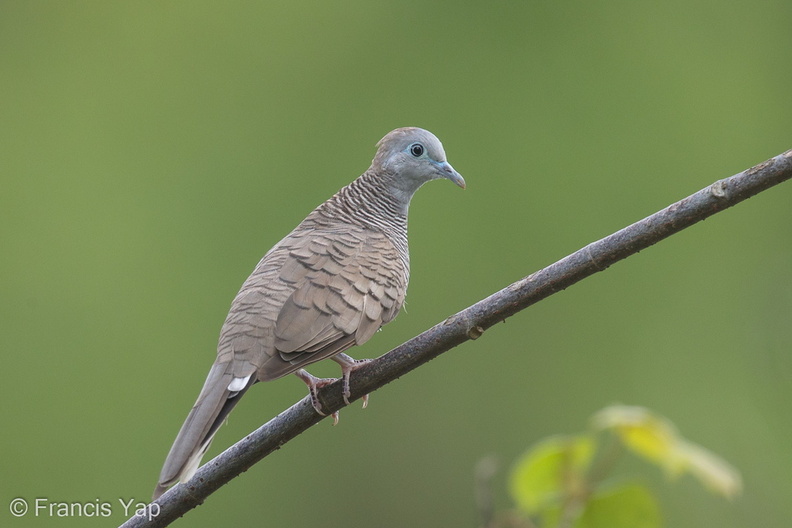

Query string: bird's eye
[409,143,424,157]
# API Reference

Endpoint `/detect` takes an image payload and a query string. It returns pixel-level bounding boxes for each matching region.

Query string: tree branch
[122,149,792,528]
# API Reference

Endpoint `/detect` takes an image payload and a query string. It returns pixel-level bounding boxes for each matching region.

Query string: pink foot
[332,353,372,406]
[294,369,339,424]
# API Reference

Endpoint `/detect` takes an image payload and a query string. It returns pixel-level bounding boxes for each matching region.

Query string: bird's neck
[320,170,410,247]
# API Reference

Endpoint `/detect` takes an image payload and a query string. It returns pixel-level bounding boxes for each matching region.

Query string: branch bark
[121,149,792,528]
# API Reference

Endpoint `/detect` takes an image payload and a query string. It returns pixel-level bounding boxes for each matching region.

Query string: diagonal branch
[121,149,792,528]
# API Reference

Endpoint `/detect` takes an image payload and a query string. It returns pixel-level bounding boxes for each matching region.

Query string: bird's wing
[262,227,406,379]
[154,227,407,497]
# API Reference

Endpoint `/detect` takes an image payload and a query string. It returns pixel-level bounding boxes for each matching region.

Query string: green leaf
[675,439,742,498]
[591,405,742,498]
[509,434,595,514]
[592,405,683,471]
[577,483,662,528]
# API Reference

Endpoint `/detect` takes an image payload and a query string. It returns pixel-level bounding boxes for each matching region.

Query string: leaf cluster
[487,405,741,528]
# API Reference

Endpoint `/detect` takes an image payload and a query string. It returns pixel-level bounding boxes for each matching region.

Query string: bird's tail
[153,362,254,499]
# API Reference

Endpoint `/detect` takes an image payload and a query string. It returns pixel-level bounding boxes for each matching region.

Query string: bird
[152,127,465,499]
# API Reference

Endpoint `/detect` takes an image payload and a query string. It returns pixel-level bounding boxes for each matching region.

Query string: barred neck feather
[315,170,410,257]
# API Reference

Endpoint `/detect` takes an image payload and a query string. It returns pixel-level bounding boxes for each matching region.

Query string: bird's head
[372,128,465,199]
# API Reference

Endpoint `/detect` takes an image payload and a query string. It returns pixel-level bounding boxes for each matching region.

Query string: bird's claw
[295,369,338,420]
[295,354,371,423]
[332,354,372,407]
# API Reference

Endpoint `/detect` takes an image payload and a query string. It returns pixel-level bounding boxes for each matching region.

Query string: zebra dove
[153,127,464,499]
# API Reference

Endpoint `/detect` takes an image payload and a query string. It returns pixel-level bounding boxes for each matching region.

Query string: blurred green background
[2,2,791,527]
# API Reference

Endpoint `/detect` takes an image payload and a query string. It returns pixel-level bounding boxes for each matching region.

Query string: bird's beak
[437,161,466,189]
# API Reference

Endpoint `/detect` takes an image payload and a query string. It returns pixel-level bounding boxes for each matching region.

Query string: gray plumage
[153,127,464,499]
